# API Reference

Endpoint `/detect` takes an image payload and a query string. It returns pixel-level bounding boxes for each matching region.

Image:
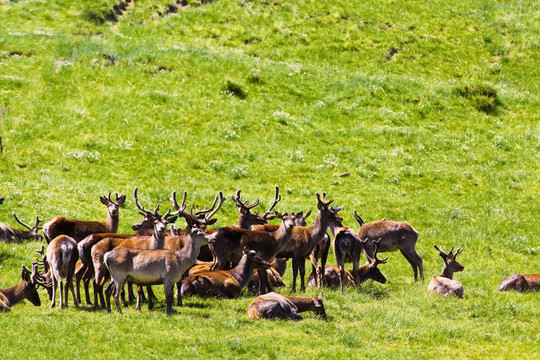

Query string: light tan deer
[47,235,80,308]
[428,245,464,298]
[0,213,43,243]
[43,192,126,243]
[247,292,327,321]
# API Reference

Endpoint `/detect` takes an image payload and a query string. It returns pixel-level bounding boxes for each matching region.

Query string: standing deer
[231,186,281,229]
[354,211,423,281]
[497,273,540,292]
[0,213,43,243]
[247,292,327,321]
[181,248,271,298]
[277,193,343,292]
[47,235,80,308]
[428,245,464,298]
[0,264,42,311]
[43,192,126,243]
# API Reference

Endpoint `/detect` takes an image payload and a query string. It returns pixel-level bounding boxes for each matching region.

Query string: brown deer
[43,192,126,243]
[354,211,423,281]
[428,245,464,299]
[308,265,356,288]
[248,258,287,290]
[231,186,281,229]
[247,292,327,321]
[104,226,217,316]
[276,193,343,292]
[0,264,42,311]
[181,248,271,298]
[497,273,540,292]
[0,213,43,243]
[210,211,298,294]
[47,235,80,308]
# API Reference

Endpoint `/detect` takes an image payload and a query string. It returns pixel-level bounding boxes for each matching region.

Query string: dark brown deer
[47,235,80,308]
[354,211,423,281]
[43,192,126,243]
[247,292,327,321]
[231,186,281,229]
[0,264,42,311]
[428,245,464,299]
[0,213,43,243]
[497,274,540,292]
[181,248,271,298]
[276,193,343,292]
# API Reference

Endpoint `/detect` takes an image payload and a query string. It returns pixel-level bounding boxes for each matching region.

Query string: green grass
[0,0,539,358]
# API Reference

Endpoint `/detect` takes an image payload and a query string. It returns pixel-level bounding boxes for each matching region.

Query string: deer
[43,192,126,243]
[308,265,356,288]
[247,292,327,321]
[497,273,540,292]
[104,222,217,316]
[0,213,43,243]
[276,193,343,292]
[47,235,80,308]
[231,186,281,230]
[428,245,464,299]
[181,248,271,298]
[0,264,43,311]
[354,211,423,281]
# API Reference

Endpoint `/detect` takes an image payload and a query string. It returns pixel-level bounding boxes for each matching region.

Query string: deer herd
[0,187,538,319]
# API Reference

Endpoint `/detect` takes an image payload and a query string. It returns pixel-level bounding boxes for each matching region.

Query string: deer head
[434,245,464,279]
[274,211,297,231]
[232,186,281,228]
[12,213,43,241]
[316,193,343,224]
[362,238,388,283]
[294,211,312,226]
[20,264,42,306]
[100,192,126,217]
[172,191,226,231]
[313,296,327,320]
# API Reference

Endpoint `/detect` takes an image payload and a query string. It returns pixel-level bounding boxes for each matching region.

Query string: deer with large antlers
[354,211,423,281]
[428,245,464,299]
[47,235,80,308]
[43,192,126,243]
[247,292,327,321]
[276,193,343,292]
[0,264,43,311]
[231,186,281,229]
[0,213,43,243]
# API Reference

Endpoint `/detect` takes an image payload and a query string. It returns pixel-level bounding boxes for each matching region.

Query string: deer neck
[441,266,454,279]
[272,221,293,250]
[286,296,315,313]
[356,265,373,284]
[177,236,200,266]
[105,212,119,233]
[230,255,254,289]
[0,282,27,307]
[309,212,329,245]
[150,228,166,249]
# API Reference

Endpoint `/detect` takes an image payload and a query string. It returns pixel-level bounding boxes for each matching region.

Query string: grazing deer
[247,292,327,321]
[0,264,42,311]
[428,245,464,299]
[43,192,126,243]
[0,213,43,243]
[47,235,80,308]
[104,226,217,316]
[497,273,540,292]
[276,193,343,292]
[181,248,271,298]
[354,211,423,281]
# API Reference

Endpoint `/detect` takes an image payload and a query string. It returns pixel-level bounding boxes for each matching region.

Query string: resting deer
[428,245,464,299]
[43,192,126,243]
[276,193,343,292]
[47,235,80,308]
[308,265,356,288]
[104,223,217,316]
[354,211,423,281]
[247,292,327,321]
[497,273,540,292]
[0,213,43,243]
[0,264,42,311]
[181,248,271,298]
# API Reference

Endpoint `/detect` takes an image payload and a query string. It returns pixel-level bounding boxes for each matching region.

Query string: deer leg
[93,280,100,308]
[127,281,136,302]
[258,269,272,295]
[147,286,154,311]
[75,264,85,304]
[67,269,78,308]
[113,280,124,315]
[309,253,321,290]
[50,276,57,308]
[176,281,182,306]
[291,257,299,293]
[399,249,422,281]
[59,279,65,309]
[299,260,306,292]
[136,286,143,312]
[164,281,174,316]
[83,266,94,306]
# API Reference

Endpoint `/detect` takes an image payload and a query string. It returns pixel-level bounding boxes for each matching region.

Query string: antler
[134,186,160,219]
[231,189,260,212]
[12,213,33,231]
[31,261,52,288]
[316,192,334,208]
[434,244,451,259]
[262,186,281,220]
[115,192,126,205]
[364,238,388,265]
[202,191,226,224]
[353,211,364,226]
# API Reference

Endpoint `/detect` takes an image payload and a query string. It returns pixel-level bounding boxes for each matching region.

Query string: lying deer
[0,264,42,311]
[428,245,464,299]
[354,211,423,281]
[43,192,126,243]
[247,292,327,321]
[497,273,540,292]
[0,213,43,243]
[181,248,271,298]
[47,235,80,308]
[307,265,356,288]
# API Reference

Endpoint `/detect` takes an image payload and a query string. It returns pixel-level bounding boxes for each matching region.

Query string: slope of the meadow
[0,0,538,359]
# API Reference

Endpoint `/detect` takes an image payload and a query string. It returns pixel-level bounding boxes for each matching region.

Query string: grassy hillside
[0,0,538,359]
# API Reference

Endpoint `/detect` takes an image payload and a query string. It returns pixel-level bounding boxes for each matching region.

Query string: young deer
[47,235,80,308]
[181,248,271,298]
[0,213,43,243]
[354,211,423,281]
[497,273,540,292]
[247,292,327,321]
[276,193,343,292]
[428,245,464,299]
[104,225,216,316]
[0,264,42,311]
[43,193,126,243]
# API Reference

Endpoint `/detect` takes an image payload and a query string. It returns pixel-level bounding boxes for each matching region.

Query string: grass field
[0,0,539,359]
